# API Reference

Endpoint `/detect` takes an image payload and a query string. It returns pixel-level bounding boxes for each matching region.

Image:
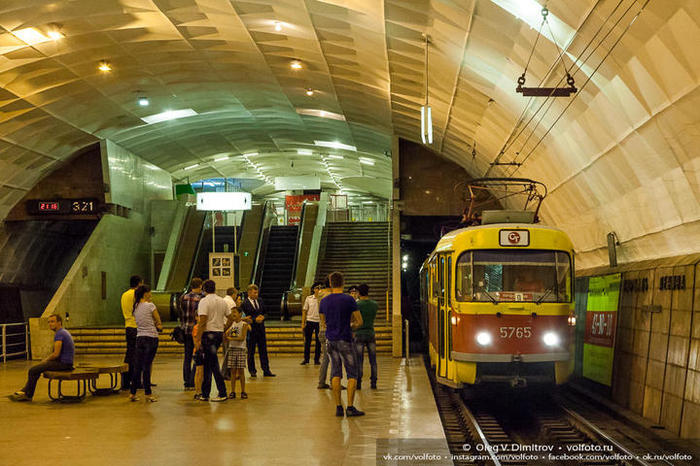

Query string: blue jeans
[318,331,330,386]
[354,334,377,385]
[183,334,195,387]
[328,339,357,380]
[201,331,227,398]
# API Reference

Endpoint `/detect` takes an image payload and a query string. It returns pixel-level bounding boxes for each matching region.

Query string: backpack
[171,326,185,344]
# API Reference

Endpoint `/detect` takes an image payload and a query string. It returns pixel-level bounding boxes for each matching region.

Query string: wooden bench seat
[43,369,99,402]
[76,363,129,395]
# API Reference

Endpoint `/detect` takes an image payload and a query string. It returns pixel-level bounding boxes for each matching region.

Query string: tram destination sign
[499,229,530,247]
[26,198,99,215]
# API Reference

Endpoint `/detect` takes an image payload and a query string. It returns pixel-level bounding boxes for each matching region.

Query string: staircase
[70,324,393,355]
[259,225,298,319]
[315,222,391,319]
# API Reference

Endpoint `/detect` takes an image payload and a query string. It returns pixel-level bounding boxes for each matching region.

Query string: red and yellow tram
[420,215,575,388]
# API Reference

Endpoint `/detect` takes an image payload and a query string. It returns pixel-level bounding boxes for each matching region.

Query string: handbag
[171,325,185,344]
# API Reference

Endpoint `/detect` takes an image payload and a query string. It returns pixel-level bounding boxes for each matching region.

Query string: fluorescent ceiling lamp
[142,108,198,124]
[214,156,229,161]
[297,149,313,155]
[296,108,346,121]
[196,192,252,211]
[327,154,343,160]
[12,28,51,45]
[314,140,357,151]
[242,152,259,157]
[184,164,199,170]
[359,157,375,165]
[420,105,433,144]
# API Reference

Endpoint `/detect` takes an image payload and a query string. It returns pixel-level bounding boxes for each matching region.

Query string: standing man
[120,275,142,390]
[320,272,364,417]
[353,283,378,390]
[11,314,74,401]
[180,277,204,390]
[194,280,232,402]
[301,282,322,366]
[241,284,275,377]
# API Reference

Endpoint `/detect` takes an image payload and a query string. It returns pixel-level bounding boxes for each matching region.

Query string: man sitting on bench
[11,314,74,402]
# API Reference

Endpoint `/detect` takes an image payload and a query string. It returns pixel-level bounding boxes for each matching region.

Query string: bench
[43,369,99,402]
[76,363,129,395]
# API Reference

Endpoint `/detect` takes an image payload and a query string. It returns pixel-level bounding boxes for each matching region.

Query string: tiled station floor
[0,354,448,465]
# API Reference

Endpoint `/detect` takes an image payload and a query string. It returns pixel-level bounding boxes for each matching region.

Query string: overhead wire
[484,0,626,175]
[508,0,652,176]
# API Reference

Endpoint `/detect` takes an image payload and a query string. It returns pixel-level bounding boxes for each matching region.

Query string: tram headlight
[567,315,576,326]
[543,332,560,347]
[476,332,492,346]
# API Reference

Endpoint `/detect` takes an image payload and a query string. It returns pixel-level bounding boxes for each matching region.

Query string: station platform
[0,354,448,465]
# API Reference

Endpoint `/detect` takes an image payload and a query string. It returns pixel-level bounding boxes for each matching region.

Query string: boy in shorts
[225,308,250,399]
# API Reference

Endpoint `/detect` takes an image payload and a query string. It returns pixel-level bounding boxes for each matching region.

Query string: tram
[420,179,575,388]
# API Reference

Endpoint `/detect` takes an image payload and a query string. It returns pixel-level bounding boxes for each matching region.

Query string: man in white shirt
[301,282,322,365]
[194,280,233,401]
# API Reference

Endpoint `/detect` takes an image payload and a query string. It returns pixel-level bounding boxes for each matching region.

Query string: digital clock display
[39,202,60,211]
[27,198,99,216]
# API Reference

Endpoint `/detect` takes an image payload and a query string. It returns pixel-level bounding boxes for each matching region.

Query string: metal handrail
[1,322,29,363]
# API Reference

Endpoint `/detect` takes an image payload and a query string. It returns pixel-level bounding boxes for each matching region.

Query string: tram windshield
[455,250,571,303]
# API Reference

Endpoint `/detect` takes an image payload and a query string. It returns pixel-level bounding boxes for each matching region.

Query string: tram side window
[556,251,572,302]
[431,259,439,298]
[455,252,473,302]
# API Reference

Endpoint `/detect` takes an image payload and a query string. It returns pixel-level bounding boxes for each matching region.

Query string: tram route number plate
[499,229,529,247]
[499,326,532,338]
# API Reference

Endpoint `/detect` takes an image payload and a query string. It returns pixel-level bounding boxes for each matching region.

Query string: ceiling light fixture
[290,60,303,70]
[242,152,259,157]
[138,97,150,106]
[305,88,314,96]
[98,60,112,72]
[274,21,283,32]
[420,34,433,145]
[12,28,51,44]
[184,164,199,171]
[327,154,343,160]
[214,156,230,162]
[297,149,312,155]
[314,140,356,151]
[296,108,345,121]
[141,108,197,124]
[359,157,375,166]
[47,24,64,40]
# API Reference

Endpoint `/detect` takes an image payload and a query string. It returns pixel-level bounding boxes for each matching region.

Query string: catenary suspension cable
[485,0,625,175]
[489,0,632,173]
[509,0,652,176]
[511,0,638,163]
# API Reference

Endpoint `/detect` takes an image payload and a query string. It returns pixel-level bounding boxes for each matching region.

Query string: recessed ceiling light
[305,88,314,96]
[98,60,112,72]
[296,108,345,121]
[141,108,198,124]
[290,60,303,70]
[327,154,343,160]
[314,140,356,151]
[359,157,375,165]
[12,28,51,45]
[214,156,229,162]
[274,21,283,32]
[242,152,259,157]
[138,97,150,106]
[297,149,312,155]
[184,164,199,171]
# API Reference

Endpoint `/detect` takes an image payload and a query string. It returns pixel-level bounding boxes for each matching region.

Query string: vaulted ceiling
[0,0,698,268]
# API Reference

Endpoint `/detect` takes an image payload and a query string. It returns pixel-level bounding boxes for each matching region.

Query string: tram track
[428,363,686,465]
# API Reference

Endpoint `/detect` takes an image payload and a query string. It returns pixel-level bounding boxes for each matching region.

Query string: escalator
[258,225,298,319]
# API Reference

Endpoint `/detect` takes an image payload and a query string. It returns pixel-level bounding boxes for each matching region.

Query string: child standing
[226,308,249,399]
[192,320,206,400]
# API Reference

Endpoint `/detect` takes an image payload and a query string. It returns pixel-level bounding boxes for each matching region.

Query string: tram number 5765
[499,327,532,338]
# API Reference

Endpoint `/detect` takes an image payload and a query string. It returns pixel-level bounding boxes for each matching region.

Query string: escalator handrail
[186,210,209,293]
[289,201,313,289]
[251,200,275,286]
